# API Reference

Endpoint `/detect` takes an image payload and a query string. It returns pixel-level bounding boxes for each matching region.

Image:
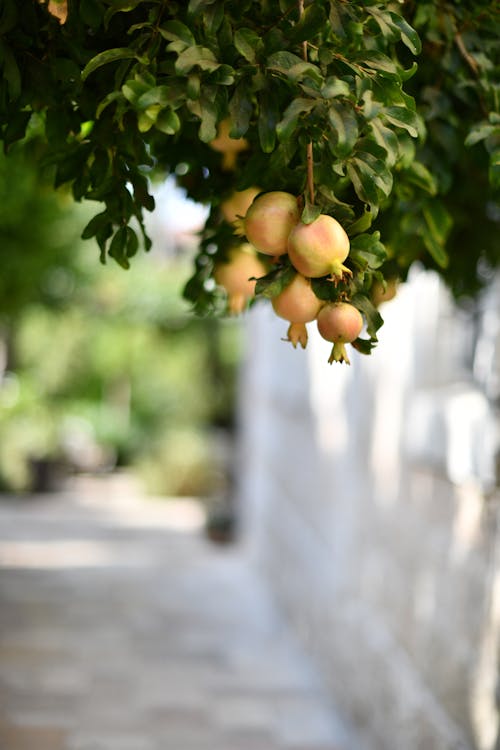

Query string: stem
[454,32,479,77]
[306,142,315,205]
[298,0,315,206]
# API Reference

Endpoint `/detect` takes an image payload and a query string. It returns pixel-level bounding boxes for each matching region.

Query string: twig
[306,142,315,205]
[454,32,479,77]
[298,0,315,205]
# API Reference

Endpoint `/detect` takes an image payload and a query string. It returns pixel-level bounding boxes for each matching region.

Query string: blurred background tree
[0,145,240,494]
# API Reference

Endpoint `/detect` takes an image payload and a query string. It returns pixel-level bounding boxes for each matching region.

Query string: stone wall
[238,266,500,750]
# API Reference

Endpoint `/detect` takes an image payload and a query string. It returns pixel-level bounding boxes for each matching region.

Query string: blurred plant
[0,149,240,493]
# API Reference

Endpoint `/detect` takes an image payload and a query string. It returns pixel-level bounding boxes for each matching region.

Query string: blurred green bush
[0,147,241,495]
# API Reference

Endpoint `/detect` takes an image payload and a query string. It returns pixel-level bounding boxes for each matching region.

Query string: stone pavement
[0,475,360,750]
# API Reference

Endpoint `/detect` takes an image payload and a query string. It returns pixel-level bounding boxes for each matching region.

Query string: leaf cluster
[0,0,498,339]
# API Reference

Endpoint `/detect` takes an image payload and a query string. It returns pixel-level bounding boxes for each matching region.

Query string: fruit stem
[298,0,315,206]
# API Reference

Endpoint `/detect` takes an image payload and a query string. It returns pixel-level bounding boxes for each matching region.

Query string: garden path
[0,475,359,750]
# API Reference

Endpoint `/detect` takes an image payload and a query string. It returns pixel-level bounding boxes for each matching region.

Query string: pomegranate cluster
[213,190,364,365]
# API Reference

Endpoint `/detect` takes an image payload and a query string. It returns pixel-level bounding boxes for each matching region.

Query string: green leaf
[349,232,387,270]
[0,42,21,100]
[81,210,109,240]
[258,90,279,153]
[422,232,449,269]
[122,79,150,104]
[289,3,326,43]
[137,110,156,132]
[422,201,452,244]
[125,226,139,258]
[351,293,383,339]
[266,51,304,72]
[328,102,358,158]
[104,0,149,27]
[155,108,180,135]
[404,161,438,195]
[369,119,399,167]
[362,52,400,79]
[228,85,252,137]
[276,98,315,142]
[137,86,170,110]
[108,226,130,269]
[3,110,30,148]
[159,20,195,48]
[301,200,321,224]
[198,96,217,142]
[346,161,379,207]
[82,48,137,81]
[255,264,296,299]
[234,28,260,63]
[489,149,500,189]
[465,122,499,147]
[288,62,323,86]
[347,207,374,235]
[321,77,351,100]
[351,337,377,355]
[388,12,421,55]
[175,46,220,75]
[382,106,419,138]
[353,151,393,198]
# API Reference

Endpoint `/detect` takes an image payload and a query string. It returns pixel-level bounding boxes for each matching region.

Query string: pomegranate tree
[287,214,351,281]
[316,302,364,365]
[213,245,266,315]
[271,273,323,349]
[244,191,300,258]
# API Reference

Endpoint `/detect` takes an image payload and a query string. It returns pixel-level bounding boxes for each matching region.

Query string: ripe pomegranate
[272,274,323,349]
[221,187,261,236]
[287,214,351,281]
[316,302,363,365]
[209,119,249,170]
[213,244,266,315]
[371,278,399,307]
[244,191,300,258]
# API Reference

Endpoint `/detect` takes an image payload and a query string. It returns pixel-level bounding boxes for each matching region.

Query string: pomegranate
[316,302,363,364]
[221,187,261,236]
[371,278,399,307]
[244,191,300,258]
[287,214,351,281]
[213,244,266,314]
[272,273,323,348]
[209,119,249,170]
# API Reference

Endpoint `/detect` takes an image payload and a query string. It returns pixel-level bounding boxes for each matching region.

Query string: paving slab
[0,476,360,750]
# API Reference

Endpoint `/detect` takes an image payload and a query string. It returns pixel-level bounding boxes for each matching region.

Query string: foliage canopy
[1,0,499,355]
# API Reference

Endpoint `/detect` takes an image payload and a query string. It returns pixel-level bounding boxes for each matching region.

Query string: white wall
[238,266,500,750]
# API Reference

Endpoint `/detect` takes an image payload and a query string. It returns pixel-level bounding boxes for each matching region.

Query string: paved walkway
[0,475,357,750]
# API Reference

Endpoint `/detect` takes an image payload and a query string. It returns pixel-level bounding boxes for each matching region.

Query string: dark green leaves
[82,48,138,81]
[349,232,387,271]
[159,21,196,48]
[347,150,393,208]
[328,102,358,158]
[175,46,220,75]
[422,202,452,268]
[234,28,261,63]
[382,106,419,138]
[276,98,315,142]
[255,264,296,299]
